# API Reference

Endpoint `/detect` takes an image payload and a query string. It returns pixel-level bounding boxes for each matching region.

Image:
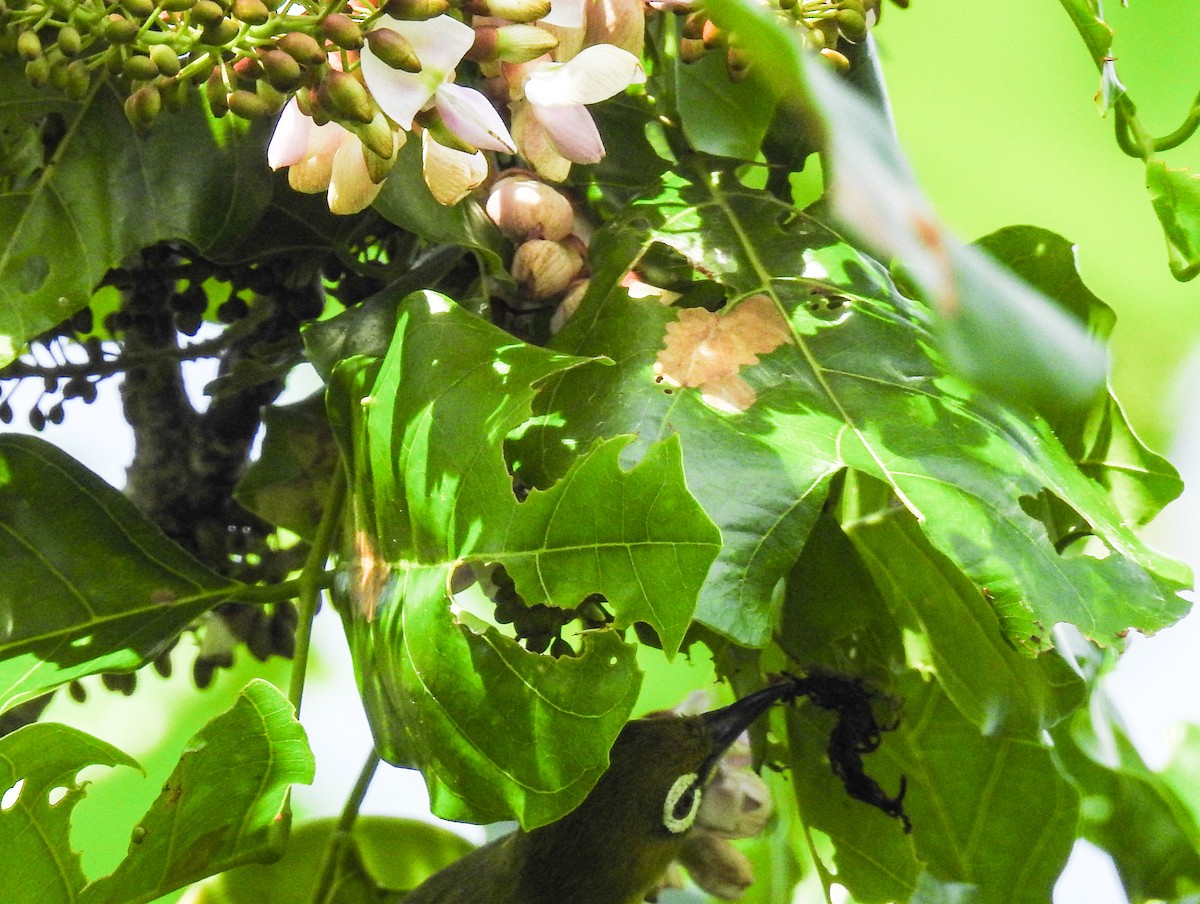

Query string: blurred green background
[34,2,1200,901]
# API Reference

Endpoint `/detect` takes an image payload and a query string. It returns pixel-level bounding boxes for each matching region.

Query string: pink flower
[360,14,516,154]
[507,44,644,179]
[268,98,394,214]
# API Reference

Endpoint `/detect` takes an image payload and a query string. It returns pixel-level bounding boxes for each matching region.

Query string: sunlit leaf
[0,435,240,714]
[326,291,721,827]
[81,679,314,904]
[519,173,1189,650]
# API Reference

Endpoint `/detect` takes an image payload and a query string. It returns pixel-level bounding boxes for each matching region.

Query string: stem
[310,748,382,904]
[288,462,347,715]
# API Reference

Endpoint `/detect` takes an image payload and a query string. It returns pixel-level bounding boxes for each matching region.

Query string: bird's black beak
[698,679,800,777]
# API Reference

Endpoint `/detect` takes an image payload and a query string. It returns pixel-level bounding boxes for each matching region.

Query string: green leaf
[675,50,781,162]
[975,226,1183,526]
[198,816,474,903]
[0,65,272,364]
[81,679,315,904]
[0,723,139,904]
[1146,159,1200,281]
[0,435,240,714]
[841,473,1085,737]
[235,393,338,541]
[1053,702,1200,901]
[326,291,721,827]
[520,174,1189,651]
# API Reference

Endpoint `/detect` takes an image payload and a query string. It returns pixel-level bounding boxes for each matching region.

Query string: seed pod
[364,27,421,72]
[382,0,449,20]
[320,12,364,49]
[17,28,42,61]
[511,238,585,301]
[319,69,373,123]
[227,88,271,118]
[56,25,81,56]
[24,56,50,88]
[124,53,159,80]
[149,43,181,76]
[232,0,270,24]
[191,0,225,23]
[485,176,574,242]
[125,83,162,128]
[258,47,303,89]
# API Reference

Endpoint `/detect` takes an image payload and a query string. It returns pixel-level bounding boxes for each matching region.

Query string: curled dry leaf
[653,294,791,413]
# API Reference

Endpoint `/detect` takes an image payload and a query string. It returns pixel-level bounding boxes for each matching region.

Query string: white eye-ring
[663,772,703,834]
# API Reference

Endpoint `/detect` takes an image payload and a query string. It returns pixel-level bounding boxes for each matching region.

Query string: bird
[400,681,799,904]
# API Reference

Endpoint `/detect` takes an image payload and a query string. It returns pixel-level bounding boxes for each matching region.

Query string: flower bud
[104,14,139,43]
[463,0,550,25]
[258,47,303,90]
[24,56,49,88]
[320,12,364,50]
[364,27,421,72]
[678,833,755,900]
[382,0,449,19]
[725,45,749,81]
[201,17,241,44]
[836,7,867,41]
[56,25,81,56]
[485,177,574,242]
[48,55,70,91]
[470,24,557,64]
[205,67,230,116]
[123,0,156,17]
[232,0,270,24]
[701,18,725,47]
[681,11,705,39]
[148,44,181,76]
[65,59,90,99]
[191,0,225,24]
[277,31,326,65]
[319,69,373,123]
[162,0,198,11]
[679,36,706,63]
[345,109,398,160]
[511,239,585,301]
[124,84,162,129]
[227,88,272,118]
[160,76,190,111]
[255,77,287,112]
[124,53,159,80]
[17,29,42,61]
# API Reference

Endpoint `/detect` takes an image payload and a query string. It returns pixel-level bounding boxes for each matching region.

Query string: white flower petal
[534,101,603,163]
[435,83,517,154]
[523,44,643,108]
[421,130,489,205]
[541,0,585,28]
[361,15,476,129]
[329,134,384,214]
[512,100,571,181]
[269,98,343,169]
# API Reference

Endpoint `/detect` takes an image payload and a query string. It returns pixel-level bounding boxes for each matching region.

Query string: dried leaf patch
[653,295,792,413]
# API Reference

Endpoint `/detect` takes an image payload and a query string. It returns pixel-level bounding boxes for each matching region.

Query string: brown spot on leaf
[653,294,791,413]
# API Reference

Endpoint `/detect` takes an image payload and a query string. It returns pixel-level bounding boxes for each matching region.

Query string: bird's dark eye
[663,772,703,834]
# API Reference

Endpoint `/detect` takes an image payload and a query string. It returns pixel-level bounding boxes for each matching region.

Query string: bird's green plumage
[402,686,793,904]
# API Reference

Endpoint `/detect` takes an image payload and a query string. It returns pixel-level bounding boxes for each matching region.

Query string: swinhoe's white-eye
[402,682,795,904]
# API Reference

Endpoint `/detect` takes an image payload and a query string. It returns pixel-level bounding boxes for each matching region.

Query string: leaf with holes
[325,290,721,828]
[0,723,138,904]
[0,435,241,714]
[80,679,314,904]
[0,62,272,364]
[515,173,1190,650]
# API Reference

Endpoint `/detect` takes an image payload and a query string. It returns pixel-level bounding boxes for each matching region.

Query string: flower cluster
[267,0,647,211]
